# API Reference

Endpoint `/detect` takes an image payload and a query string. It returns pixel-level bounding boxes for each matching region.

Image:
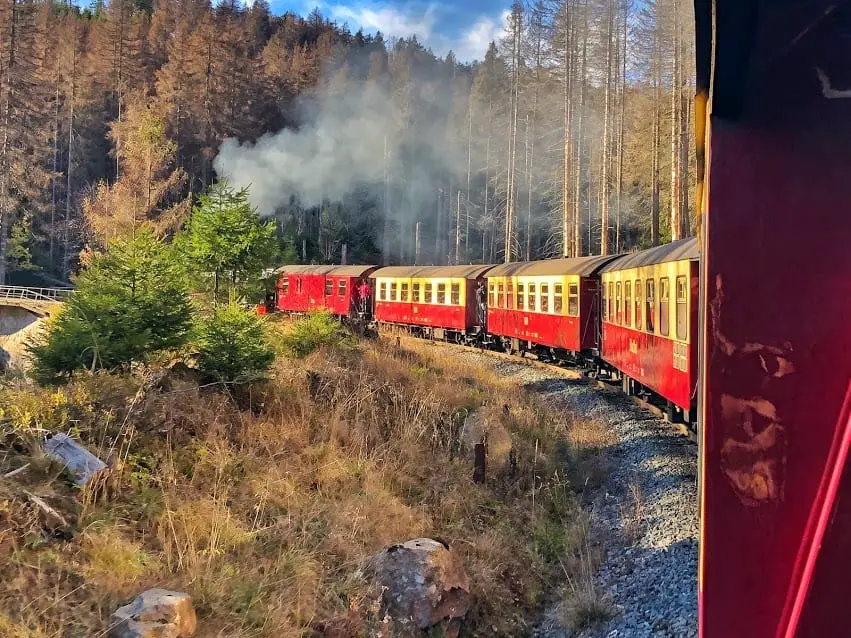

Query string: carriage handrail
[0,285,74,303]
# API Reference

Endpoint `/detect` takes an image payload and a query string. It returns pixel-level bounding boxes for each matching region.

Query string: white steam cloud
[214,83,396,216]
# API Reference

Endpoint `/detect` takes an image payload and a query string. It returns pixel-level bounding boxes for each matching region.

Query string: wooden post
[473,443,486,484]
[341,243,348,265]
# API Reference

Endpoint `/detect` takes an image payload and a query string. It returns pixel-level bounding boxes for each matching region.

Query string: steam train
[268,236,699,425]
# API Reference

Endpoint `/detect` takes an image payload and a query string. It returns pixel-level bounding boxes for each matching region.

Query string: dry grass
[0,318,612,636]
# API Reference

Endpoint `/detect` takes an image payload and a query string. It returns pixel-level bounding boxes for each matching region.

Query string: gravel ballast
[445,346,699,638]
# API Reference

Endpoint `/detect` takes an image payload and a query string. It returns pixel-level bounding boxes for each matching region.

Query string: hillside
[0,319,610,636]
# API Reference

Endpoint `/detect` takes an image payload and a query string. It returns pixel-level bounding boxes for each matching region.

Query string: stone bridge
[0,286,73,370]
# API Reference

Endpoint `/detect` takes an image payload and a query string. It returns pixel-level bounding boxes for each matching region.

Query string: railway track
[381,329,698,446]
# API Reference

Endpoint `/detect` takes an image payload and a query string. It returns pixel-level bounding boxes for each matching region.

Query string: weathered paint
[601,259,698,412]
[698,2,851,637]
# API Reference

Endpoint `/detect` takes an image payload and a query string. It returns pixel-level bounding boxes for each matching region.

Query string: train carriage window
[378,281,386,301]
[488,282,495,307]
[634,280,642,330]
[625,282,632,327]
[517,283,525,310]
[541,284,550,313]
[568,283,579,317]
[660,277,670,336]
[338,280,346,296]
[497,282,504,309]
[325,279,333,296]
[616,282,622,325]
[282,279,289,295]
[676,276,688,341]
[413,282,422,303]
[390,281,398,301]
[437,283,446,304]
[602,282,608,321]
[425,282,433,303]
[646,280,655,333]
[507,282,514,309]
[451,282,461,305]
[296,278,303,294]
[528,283,537,312]
[608,282,614,322]
[554,284,564,314]
[401,282,409,302]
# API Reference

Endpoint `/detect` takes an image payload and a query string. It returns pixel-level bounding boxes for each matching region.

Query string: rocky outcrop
[109,589,196,638]
[368,538,473,637]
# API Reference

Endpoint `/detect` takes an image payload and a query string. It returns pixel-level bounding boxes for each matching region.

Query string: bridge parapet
[0,286,74,316]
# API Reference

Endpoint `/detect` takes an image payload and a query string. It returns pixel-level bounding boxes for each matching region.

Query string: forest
[0,0,695,282]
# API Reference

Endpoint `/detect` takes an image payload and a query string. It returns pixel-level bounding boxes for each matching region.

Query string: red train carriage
[370,265,493,338]
[695,2,851,636]
[485,255,616,359]
[600,238,699,422]
[276,265,378,317]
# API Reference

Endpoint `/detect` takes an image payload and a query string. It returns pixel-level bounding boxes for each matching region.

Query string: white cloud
[453,10,508,62]
[328,3,439,42]
[323,2,507,62]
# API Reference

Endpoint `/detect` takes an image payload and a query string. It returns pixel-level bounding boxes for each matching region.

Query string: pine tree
[182,181,277,301]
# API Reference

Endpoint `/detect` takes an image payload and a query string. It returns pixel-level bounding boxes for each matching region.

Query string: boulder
[368,538,473,637]
[109,589,196,638]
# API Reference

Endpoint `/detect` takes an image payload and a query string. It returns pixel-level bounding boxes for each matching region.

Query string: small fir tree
[194,302,275,382]
[182,181,277,301]
[29,230,193,383]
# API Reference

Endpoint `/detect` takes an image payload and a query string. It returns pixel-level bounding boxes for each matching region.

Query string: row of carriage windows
[603,276,688,340]
[280,278,348,297]
[376,281,462,305]
[487,282,580,317]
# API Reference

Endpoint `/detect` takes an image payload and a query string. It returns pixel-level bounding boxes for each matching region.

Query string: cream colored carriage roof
[600,238,699,272]
[486,254,620,277]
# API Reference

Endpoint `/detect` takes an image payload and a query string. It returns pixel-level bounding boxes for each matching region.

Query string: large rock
[109,589,196,638]
[368,538,473,637]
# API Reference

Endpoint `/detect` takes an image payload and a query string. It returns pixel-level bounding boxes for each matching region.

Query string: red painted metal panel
[375,300,467,331]
[699,4,851,637]
[602,323,692,410]
[277,274,326,312]
[487,308,582,352]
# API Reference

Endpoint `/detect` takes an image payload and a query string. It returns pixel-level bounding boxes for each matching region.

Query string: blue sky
[269,0,510,62]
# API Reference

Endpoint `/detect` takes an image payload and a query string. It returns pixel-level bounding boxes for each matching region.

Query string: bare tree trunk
[680,30,691,237]
[382,135,390,264]
[669,0,681,241]
[600,0,614,256]
[524,113,531,260]
[64,19,77,279]
[504,2,522,264]
[650,14,661,246]
[0,0,19,284]
[561,3,573,257]
[455,190,461,264]
[465,99,472,261]
[434,189,442,264]
[572,0,588,257]
[615,0,628,253]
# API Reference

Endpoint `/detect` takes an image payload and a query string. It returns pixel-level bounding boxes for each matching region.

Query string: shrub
[28,231,193,384]
[281,312,351,358]
[195,303,275,382]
